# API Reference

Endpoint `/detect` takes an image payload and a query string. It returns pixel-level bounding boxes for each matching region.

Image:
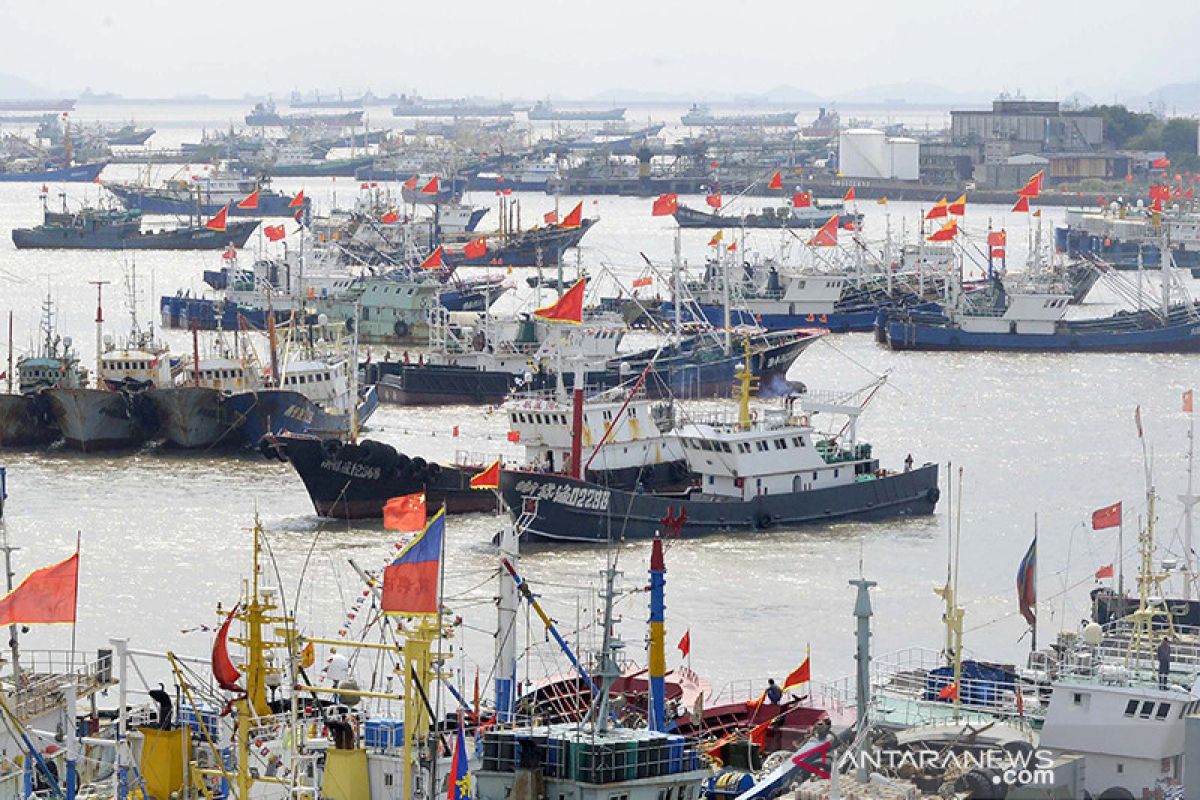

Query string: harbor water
[0,103,1193,699]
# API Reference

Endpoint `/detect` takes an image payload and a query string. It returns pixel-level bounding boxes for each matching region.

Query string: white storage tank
[887,137,920,181]
[839,128,888,179]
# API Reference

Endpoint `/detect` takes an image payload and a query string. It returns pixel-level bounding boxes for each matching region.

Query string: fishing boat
[444,217,598,268]
[680,104,796,127]
[216,314,377,447]
[0,159,107,182]
[0,299,87,447]
[672,203,860,230]
[499,355,939,542]
[12,205,258,250]
[260,434,497,517]
[466,160,558,191]
[527,101,626,121]
[1055,202,1200,270]
[878,268,1200,353]
[136,330,267,449]
[370,308,625,405]
[104,173,307,217]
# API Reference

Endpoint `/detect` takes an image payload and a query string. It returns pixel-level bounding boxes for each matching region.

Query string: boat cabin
[506,388,681,475]
[475,724,708,800]
[18,355,85,394]
[279,356,352,412]
[956,289,1072,335]
[183,357,256,393]
[675,395,877,499]
[99,347,172,388]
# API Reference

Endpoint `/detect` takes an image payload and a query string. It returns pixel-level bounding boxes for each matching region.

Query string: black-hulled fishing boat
[12,207,258,250]
[499,368,939,542]
[260,434,496,517]
[444,218,597,268]
[0,304,86,447]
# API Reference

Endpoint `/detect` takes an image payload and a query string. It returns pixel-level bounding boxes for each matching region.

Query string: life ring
[393,320,411,338]
[754,512,773,530]
[925,487,941,505]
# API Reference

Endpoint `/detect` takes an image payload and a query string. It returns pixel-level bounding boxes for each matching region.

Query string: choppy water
[0,103,1194,705]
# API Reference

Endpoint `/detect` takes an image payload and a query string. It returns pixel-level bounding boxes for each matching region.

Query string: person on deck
[766,678,783,705]
[1159,637,1172,690]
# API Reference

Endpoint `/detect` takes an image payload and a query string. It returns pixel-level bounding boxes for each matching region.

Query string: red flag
[843,187,855,201]
[288,190,305,209]
[204,205,228,232]
[543,210,559,225]
[212,605,244,693]
[463,237,488,259]
[987,230,1007,247]
[651,193,678,216]
[632,276,652,289]
[452,425,459,438]
[222,245,237,261]
[792,191,811,208]
[925,197,948,220]
[1091,502,1122,530]
[726,242,737,253]
[420,246,445,269]
[0,552,78,625]
[1011,195,1030,213]
[560,202,583,229]
[1095,564,1114,580]
[381,209,400,224]
[421,176,440,195]
[948,193,967,216]
[677,629,691,657]
[1150,185,1170,202]
[748,721,770,747]
[533,279,585,324]
[383,493,426,533]
[1152,157,1171,169]
[403,175,418,190]
[767,170,783,190]
[807,216,839,247]
[382,509,444,616]
[927,219,958,242]
[938,682,959,700]
[360,182,370,190]
[506,430,521,443]
[1017,170,1044,198]
[706,193,722,208]
[782,656,811,691]
[469,459,501,489]
[236,189,259,210]
[1185,389,1194,414]
[264,224,286,242]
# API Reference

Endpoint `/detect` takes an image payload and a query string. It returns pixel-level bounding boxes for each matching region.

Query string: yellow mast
[401,618,441,800]
[735,337,756,431]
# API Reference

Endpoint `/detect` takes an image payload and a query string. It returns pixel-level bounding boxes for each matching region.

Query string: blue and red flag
[448,712,472,800]
[1016,535,1036,627]
[382,507,444,616]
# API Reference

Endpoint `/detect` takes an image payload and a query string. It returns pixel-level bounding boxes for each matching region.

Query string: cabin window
[756,441,768,452]
[1072,692,1083,705]
[707,475,714,485]
[813,471,818,480]
[1140,701,1155,719]
[384,774,393,786]
[775,438,787,449]
[721,442,732,453]
[834,469,839,478]
[1157,703,1171,720]
[1117,764,1123,774]
[792,437,803,447]
[1124,699,1139,717]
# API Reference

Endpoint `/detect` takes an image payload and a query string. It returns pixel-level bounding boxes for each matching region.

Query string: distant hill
[0,72,52,99]
[1145,82,1200,113]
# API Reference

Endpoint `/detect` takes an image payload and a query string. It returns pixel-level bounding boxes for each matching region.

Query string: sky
[2,0,1198,102]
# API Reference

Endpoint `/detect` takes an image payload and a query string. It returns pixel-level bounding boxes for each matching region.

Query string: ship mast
[1182,390,1197,600]
[1127,408,1175,663]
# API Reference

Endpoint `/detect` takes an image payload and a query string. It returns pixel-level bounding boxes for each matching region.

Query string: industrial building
[837,129,920,181]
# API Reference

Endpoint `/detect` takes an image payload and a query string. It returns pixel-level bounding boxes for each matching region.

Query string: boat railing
[453,450,508,469]
[5,649,115,722]
[1056,626,1200,689]
[823,647,1041,729]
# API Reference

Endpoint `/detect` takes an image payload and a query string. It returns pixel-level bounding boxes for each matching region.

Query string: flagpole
[431,503,447,800]
[69,530,80,677]
[1118,515,1124,604]
[1031,514,1038,654]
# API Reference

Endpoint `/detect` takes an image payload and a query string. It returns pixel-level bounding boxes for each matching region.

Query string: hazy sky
[4,0,1198,100]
